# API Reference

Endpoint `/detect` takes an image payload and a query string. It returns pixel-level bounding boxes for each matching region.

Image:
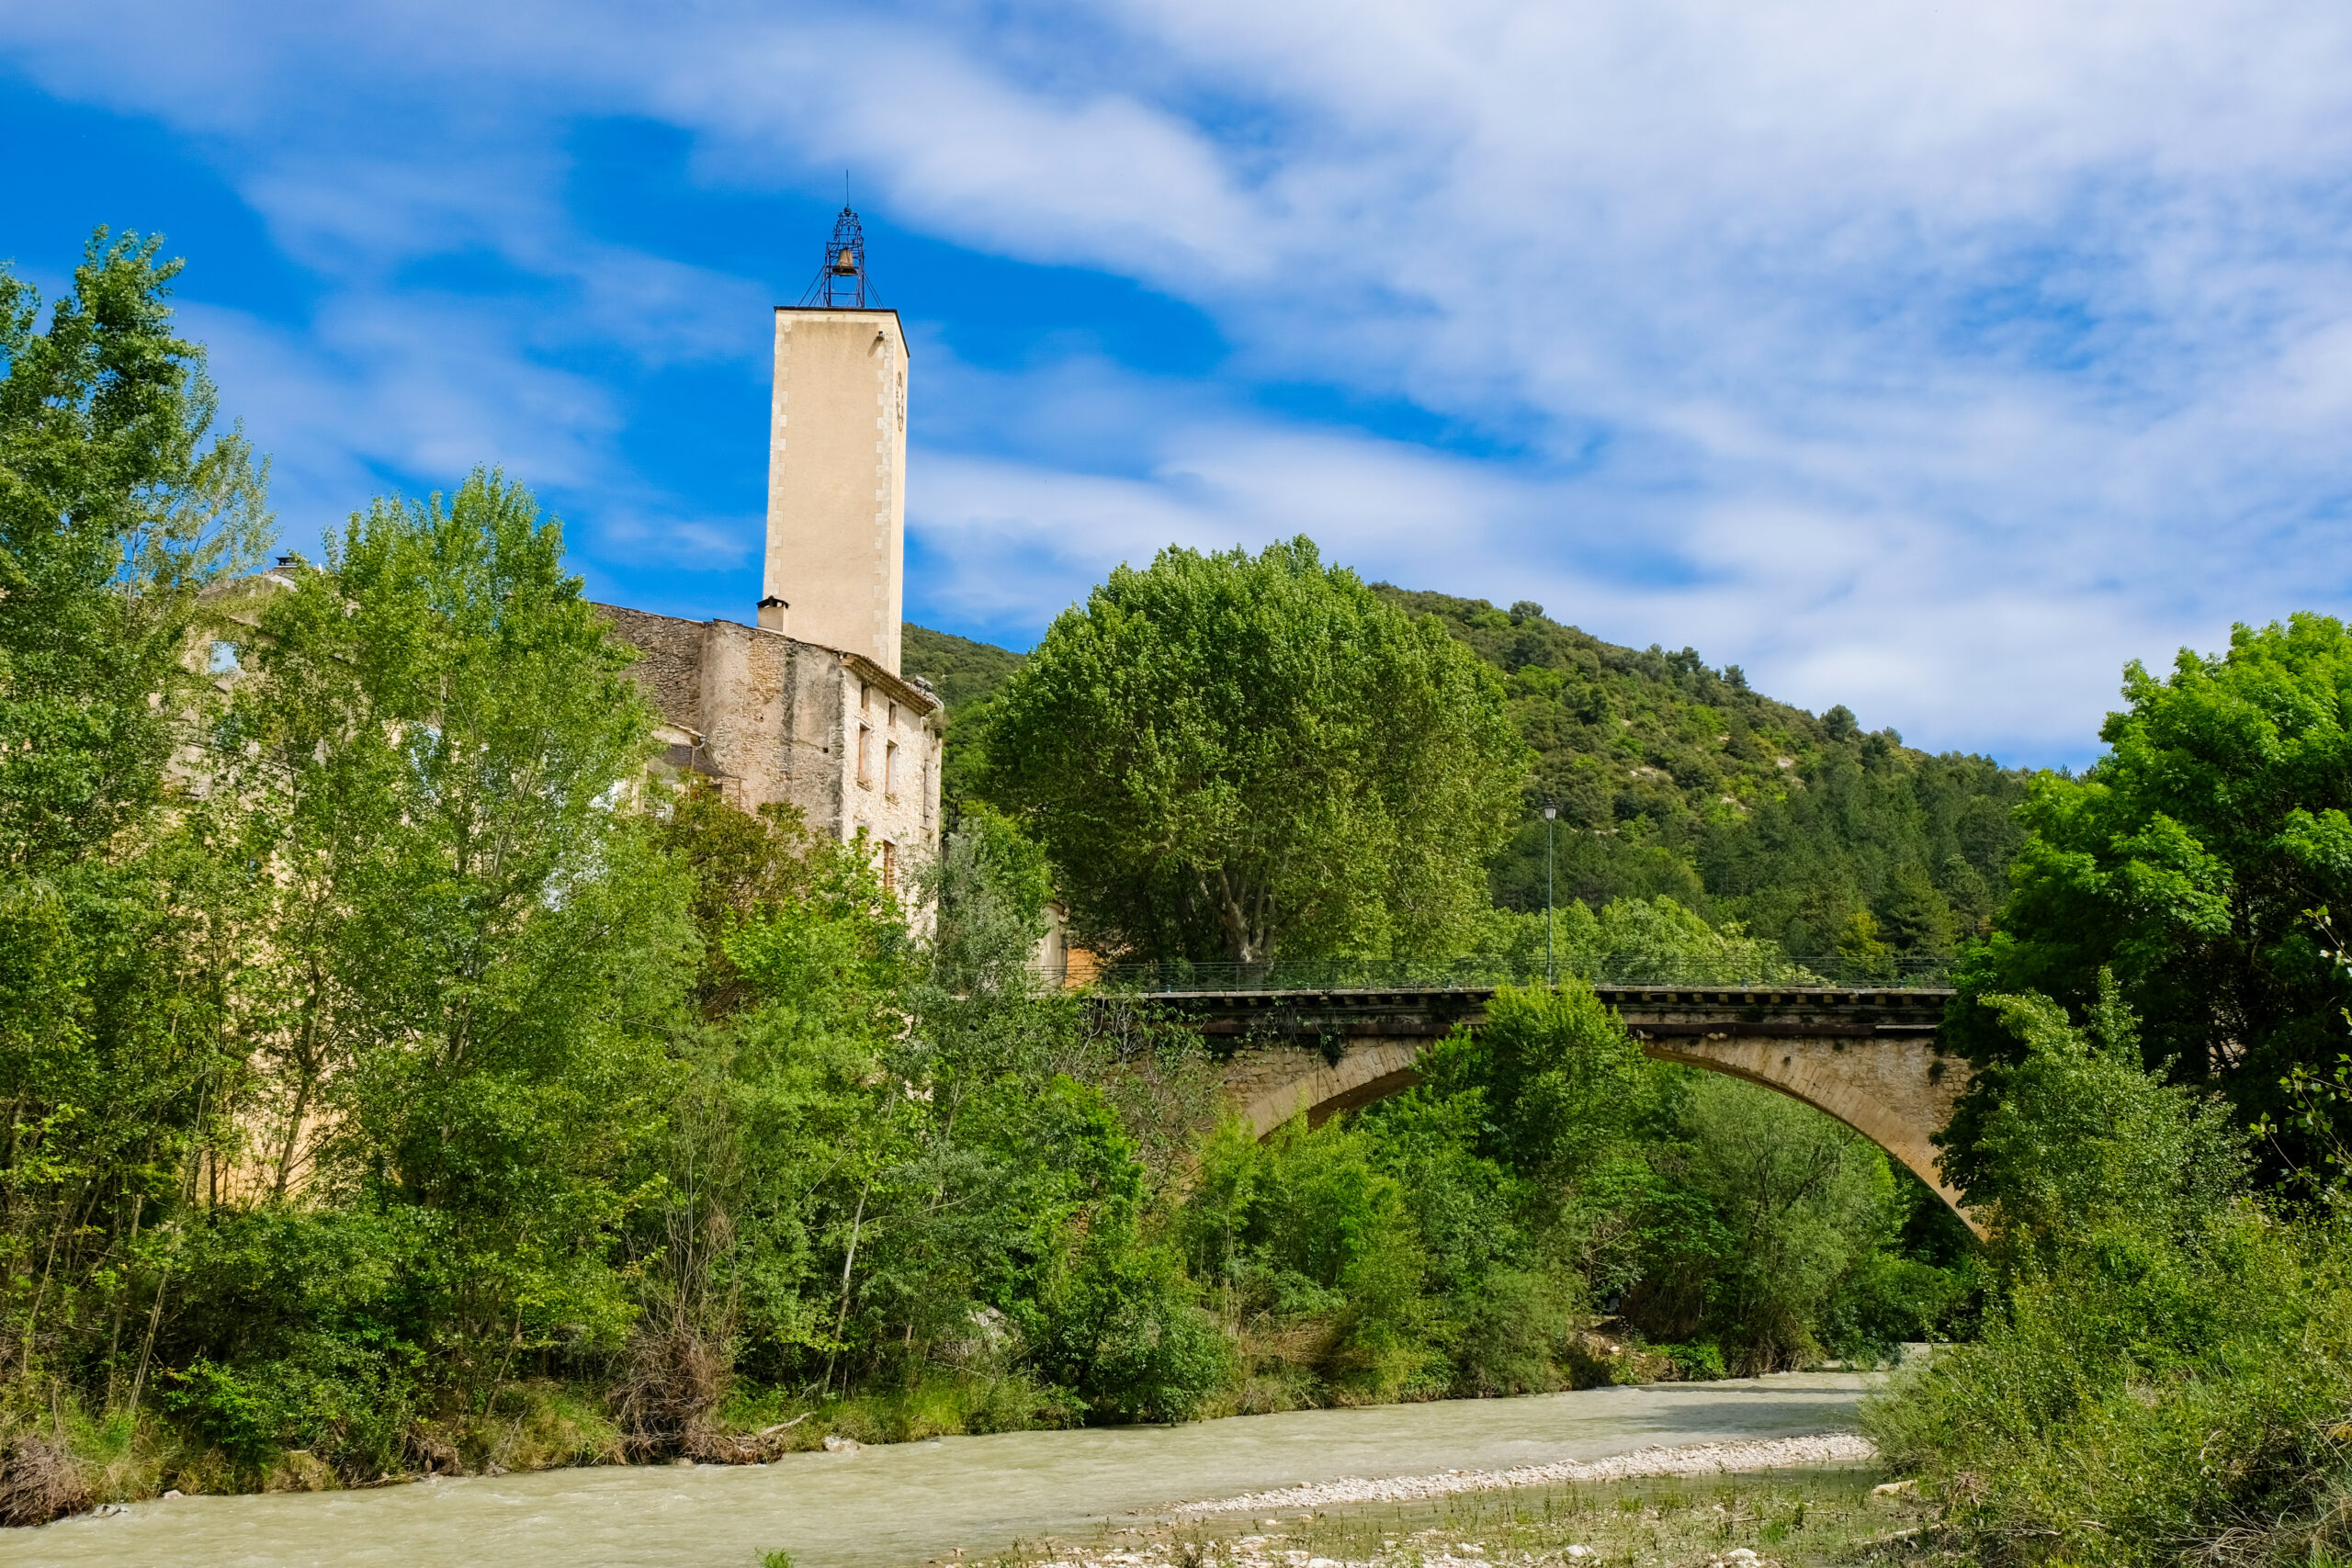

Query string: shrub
[1029,1223,1228,1424]
[1860,979,2352,1566]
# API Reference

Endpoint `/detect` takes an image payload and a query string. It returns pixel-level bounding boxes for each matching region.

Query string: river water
[5,1373,1873,1568]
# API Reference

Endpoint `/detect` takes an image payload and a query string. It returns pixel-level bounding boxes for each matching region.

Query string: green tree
[984,537,1527,964]
[1657,1077,1903,1372]
[1375,588,2030,958]
[0,230,268,872]
[640,803,1223,1435]
[1182,1114,1444,1402]
[1945,975,2248,1270]
[0,230,267,1404]
[1860,987,2352,1568]
[1952,614,2352,1168]
[183,470,695,1422]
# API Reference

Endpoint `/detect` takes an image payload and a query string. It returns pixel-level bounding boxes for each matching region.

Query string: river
[4,1372,1874,1568]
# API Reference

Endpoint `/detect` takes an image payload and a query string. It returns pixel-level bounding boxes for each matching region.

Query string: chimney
[756,595,789,635]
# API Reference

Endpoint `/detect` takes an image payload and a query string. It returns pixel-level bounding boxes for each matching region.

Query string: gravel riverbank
[979,1443,1915,1568]
[1176,1434,1879,1515]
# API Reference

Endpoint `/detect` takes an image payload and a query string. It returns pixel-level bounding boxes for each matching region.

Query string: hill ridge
[901,589,2030,958]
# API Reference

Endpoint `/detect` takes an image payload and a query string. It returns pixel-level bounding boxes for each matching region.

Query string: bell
[834,249,857,273]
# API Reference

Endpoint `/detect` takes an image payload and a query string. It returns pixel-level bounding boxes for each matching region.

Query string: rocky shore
[1175,1433,1879,1514]
[969,1437,1906,1568]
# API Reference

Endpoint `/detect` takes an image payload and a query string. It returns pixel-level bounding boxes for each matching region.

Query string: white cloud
[182,297,622,533]
[10,0,2352,761]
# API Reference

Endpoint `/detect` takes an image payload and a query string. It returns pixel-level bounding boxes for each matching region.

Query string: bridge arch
[1189,985,1979,1235]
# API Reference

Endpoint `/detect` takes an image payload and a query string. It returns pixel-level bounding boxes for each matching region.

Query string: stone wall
[596,604,942,869]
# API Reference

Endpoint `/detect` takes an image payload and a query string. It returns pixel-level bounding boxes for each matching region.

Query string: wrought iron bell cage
[799,205,880,308]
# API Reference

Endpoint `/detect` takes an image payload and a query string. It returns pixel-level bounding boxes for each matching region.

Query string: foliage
[1951,615,2352,1176]
[0,236,1999,1514]
[1464,896,1816,984]
[631,795,1227,1446]
[651,779,840,1016]
[0,230,267,1421]
[1370,588,2030,960]
[904,590,2029,965]
[0,229,269,872]
[129,471,699,1472]
[982,537,1528,964]
[1419,984,1947,1372]
[1944,975,2250,1271]
[1182,973,1970,1406]
[900,621,1024,822]
[1646,1077,1906,1371]
[1864,986,2352,1568]
[232,470,689,1294]
[1183,1114,1450,1403]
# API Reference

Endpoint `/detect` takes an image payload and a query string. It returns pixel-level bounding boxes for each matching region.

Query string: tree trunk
[1214,866,1270,965]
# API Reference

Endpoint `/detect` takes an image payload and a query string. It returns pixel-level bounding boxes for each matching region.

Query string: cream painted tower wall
[763,308,909,674]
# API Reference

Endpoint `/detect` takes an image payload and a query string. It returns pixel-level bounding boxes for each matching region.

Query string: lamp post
[1544,805,1558,987]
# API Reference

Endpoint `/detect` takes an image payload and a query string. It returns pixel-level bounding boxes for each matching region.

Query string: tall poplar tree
[984,537,1528,965]
[206,470,695,1386]
[0,231,267,1396]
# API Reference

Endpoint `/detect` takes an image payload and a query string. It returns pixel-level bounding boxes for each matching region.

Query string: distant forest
[903,593,2031,962]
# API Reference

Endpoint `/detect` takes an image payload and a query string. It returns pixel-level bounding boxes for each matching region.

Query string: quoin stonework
[597,211,942,885]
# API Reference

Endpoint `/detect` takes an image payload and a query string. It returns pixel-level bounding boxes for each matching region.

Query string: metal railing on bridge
[1082,953,1953,996]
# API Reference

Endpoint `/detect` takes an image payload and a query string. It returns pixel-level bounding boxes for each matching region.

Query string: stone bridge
[1152,984,1975,1232]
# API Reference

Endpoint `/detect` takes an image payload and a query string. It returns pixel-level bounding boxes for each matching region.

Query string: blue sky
[6,0,2352,766]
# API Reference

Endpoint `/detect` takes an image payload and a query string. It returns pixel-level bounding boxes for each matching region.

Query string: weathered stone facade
[597,604,941,875]
[597,289,942,872]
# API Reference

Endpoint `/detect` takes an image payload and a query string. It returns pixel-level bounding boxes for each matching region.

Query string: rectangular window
[885,740,899,797]
[888,701,899,730]
[857,725,873,786]
[860,681,872,716]
[880,840,897,897]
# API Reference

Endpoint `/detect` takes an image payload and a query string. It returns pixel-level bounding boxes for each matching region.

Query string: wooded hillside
[903,592,2032,961]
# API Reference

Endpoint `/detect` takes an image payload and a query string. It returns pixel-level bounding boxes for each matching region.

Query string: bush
[1818,1252,1973,1364]
[1869,1208,2352,1566]
[1030,1223,1229,1424]
[1450,1265,1588,1393]
[1860,979,2352,1566]
[1182,1114,1444,1401]
[1656,1341,1727,1381]
[1656,1076,1905,1372]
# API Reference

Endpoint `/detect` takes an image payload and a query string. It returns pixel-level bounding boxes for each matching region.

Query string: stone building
[596,215,942,883]
[596,602,939,889]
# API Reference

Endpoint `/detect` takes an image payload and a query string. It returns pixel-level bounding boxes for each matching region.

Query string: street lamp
[1544,805,1558,987]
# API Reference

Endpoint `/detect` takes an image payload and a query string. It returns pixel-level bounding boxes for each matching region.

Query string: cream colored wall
[763,308,908,675]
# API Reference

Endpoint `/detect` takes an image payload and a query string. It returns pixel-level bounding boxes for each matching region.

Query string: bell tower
[762,204,907,674]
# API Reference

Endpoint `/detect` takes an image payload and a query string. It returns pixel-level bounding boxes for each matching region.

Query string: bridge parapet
[1096,955,1951,993]
[1156,984,1953,1042]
